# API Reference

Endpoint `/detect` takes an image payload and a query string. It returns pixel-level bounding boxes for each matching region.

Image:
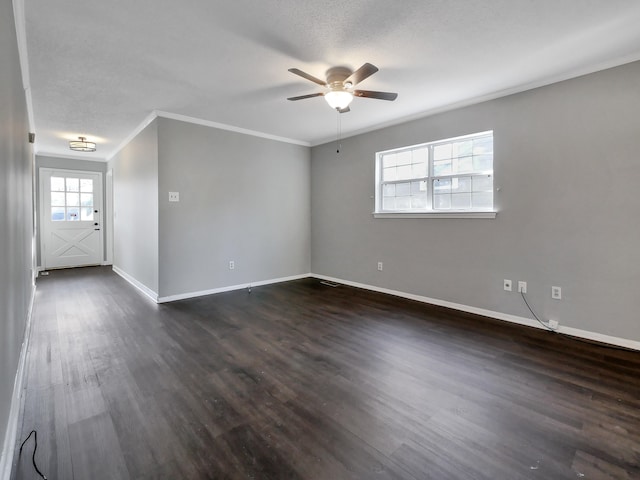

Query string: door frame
[39,167,104,270]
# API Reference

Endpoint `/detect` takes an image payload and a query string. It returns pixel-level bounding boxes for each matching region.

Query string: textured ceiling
[22,0,640,160]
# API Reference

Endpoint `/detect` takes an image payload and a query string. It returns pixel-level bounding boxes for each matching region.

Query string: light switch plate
[169,192,179,202]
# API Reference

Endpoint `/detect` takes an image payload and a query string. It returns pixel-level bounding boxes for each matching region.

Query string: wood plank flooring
[10,266,640,479]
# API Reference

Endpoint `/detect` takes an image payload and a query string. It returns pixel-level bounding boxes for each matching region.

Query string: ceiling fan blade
[354,90,398,101]
[337,106,350,114]
[288,68,327,86]
[287,92,324,101]
[345,63,378,86]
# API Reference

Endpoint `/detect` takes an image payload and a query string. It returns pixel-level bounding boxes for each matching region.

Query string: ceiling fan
[287,63,398,113]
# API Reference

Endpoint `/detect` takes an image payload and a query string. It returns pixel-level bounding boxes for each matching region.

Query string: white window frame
[374,131,496,219]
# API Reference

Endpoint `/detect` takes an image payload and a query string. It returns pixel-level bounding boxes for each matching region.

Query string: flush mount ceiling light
[69,136,96,152]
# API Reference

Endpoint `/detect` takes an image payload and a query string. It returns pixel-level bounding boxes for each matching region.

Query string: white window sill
[373,211,497,219]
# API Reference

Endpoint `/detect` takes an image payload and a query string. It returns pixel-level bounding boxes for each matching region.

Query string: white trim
[105,169,113,265]
[155,111,311,147]
[373,212,496,219]
[157,274,311,303]
[310,274,640,351]
[36,151,108,163]
[106,111,158,161]
[112,266,159,303]
[12,0,35,133]
[0,285,36,479]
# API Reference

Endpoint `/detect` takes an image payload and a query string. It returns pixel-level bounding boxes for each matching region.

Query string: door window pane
[81,193,93,206]
[81,207,94,221]
[51,192,65,206]
[67,207,80,221]
[66,192,80,207]
[51,207,65,221]
[51,177,65,191]
[66,178,80,192]
[80,178,93,192]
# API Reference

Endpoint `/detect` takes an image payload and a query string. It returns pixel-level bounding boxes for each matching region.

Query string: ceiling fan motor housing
[326,66,352,91]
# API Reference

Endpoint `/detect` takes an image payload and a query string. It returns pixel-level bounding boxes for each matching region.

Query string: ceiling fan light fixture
[69,136,96,152]
[324,90,353,110]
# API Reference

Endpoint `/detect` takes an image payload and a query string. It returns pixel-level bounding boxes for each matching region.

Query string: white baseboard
[310,274,640,351]
[157,273,311,303]
[112,265,159,303]
[0,285,36,480]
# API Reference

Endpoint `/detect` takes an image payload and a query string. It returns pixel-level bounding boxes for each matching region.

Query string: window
[375,131,494,217]
[50,176,94,221]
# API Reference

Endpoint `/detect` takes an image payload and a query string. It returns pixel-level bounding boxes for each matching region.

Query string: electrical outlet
[518,281,527,293]
[229,260,235,270]
[548,319,559,330]
[551,286,562,299]
[377,262,383,271]
[168,191,180,202]
[503,279,512,291]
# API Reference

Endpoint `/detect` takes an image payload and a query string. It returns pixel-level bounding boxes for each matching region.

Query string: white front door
[40,168,103,269]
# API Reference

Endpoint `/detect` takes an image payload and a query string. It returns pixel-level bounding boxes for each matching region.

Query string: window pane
[452,177,471,193]
[433,178,451,193]
[473,154,493,172]
[472,175,493,192]
[453,141,472,157]
[66,192,79,207]
[383,197,396,210]
[433,194,451,209]
[396,182,410,196]
[396,196,411,210]
[51,192,65,206]
[382,184,395,197]
[80,178,93,193]
[51,177,65,191]
[382,153,397,168]
[434,144,451,160]
[396,150,412,166]
[411,162,427,178]
[412,147,428,164]
[451,193,471,209]
[383,167,397,181]
[473,136,493,155]
[472,192,493,209]
[433,160,452,176]
[67,207,80,221]
[411,194,427,209]
[66,178,80,192]
[81,193,93,206]
[81,207,94,221]
[454,156,473,174]
[51,207,65,221]
[397,164,412,180]
[410,181,427,194]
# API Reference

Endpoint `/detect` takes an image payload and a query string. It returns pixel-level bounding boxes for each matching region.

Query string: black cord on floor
[19,430,47,479]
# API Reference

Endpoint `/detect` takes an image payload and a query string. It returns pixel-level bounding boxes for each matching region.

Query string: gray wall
[108,120,159,293]
[35,155,107,266]
[0,0,34,467]
[311,61,640,342]
[157,118,310,297]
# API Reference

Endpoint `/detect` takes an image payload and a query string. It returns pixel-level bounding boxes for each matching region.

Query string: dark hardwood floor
[10,266,640,479]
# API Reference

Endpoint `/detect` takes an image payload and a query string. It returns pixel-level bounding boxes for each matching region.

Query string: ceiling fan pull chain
[336,111,342,154]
